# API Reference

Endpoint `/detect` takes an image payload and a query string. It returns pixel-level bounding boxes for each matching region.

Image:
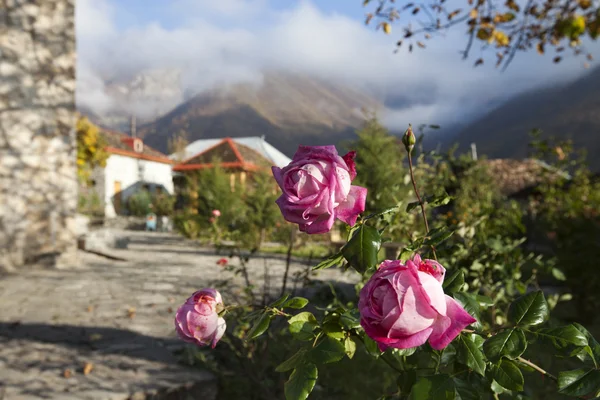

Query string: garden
[171,118,600,400]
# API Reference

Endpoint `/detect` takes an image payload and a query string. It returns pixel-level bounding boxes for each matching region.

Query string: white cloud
[76,0,598,129]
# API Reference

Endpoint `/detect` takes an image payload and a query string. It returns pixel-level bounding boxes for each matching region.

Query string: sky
[76,0,599,132]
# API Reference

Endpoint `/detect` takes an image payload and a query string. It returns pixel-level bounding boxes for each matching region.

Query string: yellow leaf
[494,30,510,47]
[469,9,478,19]
[382,22,391,34]
[536,42,545,54]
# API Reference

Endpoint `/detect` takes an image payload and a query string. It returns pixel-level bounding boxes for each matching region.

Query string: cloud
[76,0,598,130]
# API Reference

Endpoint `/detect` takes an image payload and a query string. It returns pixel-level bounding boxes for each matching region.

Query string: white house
[93,130,174,218]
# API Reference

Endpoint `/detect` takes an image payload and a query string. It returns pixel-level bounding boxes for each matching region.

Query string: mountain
[448,66,600,170]
[84,68,186,133]
[137,71,382,156]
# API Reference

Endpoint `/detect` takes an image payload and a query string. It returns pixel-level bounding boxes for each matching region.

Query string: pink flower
[272,146,367,234]
[212,210,221,217]
[174,289,226,348]
[359,255,476,351]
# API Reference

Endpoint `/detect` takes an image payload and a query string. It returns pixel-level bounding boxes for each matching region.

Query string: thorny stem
[516,356,558,382]
[407,151,438,260]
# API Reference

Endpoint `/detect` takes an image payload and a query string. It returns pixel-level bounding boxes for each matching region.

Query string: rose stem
[516,356,557,382]
[407,150,438,260]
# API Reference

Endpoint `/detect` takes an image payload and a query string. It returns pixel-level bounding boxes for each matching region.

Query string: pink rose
[272,146,367,234]
[359,255,476,351]
[174,288,226,348]
[212,209,221,217]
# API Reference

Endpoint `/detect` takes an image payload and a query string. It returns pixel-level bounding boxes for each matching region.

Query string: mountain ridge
[137,71,382,156]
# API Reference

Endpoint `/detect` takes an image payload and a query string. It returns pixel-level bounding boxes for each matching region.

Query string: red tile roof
[173,137,271,172]
[100,129,173,164]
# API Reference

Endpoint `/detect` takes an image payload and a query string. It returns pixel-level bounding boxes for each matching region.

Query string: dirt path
[0,230,357,399]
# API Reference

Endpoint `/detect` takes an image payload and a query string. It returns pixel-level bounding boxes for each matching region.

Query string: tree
[76,116,109,185]
[168,129,189,162]
[349,115,409,212]
[364,0,598,69]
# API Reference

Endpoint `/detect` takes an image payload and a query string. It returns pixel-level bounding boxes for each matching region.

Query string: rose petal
[428,295,477,350]
[211,317,227,348]
[335,185,367,226]
[379,327,434,351]
[342,151,357,180]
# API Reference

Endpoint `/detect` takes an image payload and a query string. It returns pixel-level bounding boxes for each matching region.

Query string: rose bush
[175,139,600,400]
[174,288,226,348]
[272,145,367,234]
[359,255,476,351]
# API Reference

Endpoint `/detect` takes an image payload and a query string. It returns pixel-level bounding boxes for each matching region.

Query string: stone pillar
[0,0,77,272]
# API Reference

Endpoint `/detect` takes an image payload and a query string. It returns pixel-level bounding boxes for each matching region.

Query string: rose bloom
[212,209,221,217]
[359,255,476,351]
[272,145,367,234]
[174,289,226,348]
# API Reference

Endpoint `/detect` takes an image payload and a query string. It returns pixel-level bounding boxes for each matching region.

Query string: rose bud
[174,289,226,348]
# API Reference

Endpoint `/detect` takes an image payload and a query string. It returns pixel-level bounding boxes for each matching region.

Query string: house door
[114,181,122,214]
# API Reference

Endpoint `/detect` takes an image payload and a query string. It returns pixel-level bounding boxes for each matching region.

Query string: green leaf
[483,329,527,362]
[457,334,486,376]
[289,312,318,341]
[284,363,318,400]
[344,337,357,359]
[289,312,317,325]
[363,206,401,221]
[558,369,600,397]
[340,310,361,330]
[341,224,382,274]
[408,374,457,400]
[247,313,271,339]
[492,359,524,392]
[322,322,345,339]
[552,267,567,281]
[475,294,494,307]
[283,297,309,309]
[391,347,418,357]
[573,322,600,366]
[313,252,344,271]
[406,192,452,213]
[453,376,483,400]
[443,269,464,294]
[308,336,346,364]
[508,290,549,327]
[424,227,454,248]
[536,324,588,353]
[270,293,290,308]
[363,335,381,357]
[276,348,308,372]
[453,292,482,330]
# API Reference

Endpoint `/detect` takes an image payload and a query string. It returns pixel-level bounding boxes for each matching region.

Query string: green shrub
[127,190,152,216]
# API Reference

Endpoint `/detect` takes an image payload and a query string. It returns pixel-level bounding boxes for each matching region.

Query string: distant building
[171,137,291,212]
[90,130,174,218]
[173,136,292,168]
[172,136,291,187]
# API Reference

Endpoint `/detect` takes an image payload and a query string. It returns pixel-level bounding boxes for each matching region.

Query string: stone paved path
[0,230,358,399]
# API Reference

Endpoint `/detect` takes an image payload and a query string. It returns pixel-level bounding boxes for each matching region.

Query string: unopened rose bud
[402,124,416,153]
[212,209,221,217]
[174,289,226,348]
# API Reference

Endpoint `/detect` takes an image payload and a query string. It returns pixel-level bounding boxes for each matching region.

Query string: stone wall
[0,0,77,271]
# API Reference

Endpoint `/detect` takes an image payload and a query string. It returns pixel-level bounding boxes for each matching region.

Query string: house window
[133,138,144,153]
[230,173,236,192]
